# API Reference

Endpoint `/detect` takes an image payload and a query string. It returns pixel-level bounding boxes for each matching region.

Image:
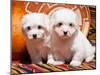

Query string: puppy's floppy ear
[75,23,80,30]
[74,12,80,30]
[21,27,26,36]
[21,15,27,26]
[45,15,50,32]
[43,27,51,47]
[44,28,50,40]
[44,34,51,47]
[49,13,56,32]
[21,16,27,36]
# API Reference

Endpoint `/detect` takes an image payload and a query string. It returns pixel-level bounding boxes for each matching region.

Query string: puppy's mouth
[62,35,70,39]
[62,32,71,39]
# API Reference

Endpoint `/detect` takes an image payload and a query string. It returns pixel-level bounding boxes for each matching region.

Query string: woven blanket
[11,60,96,74]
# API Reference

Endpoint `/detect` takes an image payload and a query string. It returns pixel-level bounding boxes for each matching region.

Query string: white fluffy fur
[21,13,50,64]
[47,8,95,66]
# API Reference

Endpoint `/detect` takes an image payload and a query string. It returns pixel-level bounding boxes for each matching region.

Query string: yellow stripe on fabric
[80,64,90,70]
[42,64,62,71]
[48,64,64,71]
[11,69,19,74]
[12,66,26,73]
[32,64,49,72]
[82,63,93,69]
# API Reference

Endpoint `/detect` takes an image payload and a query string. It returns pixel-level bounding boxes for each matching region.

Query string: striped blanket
[11,60,96,74]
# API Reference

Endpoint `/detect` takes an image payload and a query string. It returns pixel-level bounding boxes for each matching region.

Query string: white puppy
[47,8,95,66]
[21,13,50,64]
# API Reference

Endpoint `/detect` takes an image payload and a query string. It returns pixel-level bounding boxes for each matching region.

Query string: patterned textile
[88,7,96,40]
[11,60,96,74]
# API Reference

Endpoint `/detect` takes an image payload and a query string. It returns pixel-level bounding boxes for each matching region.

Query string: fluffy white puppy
[47,8,95,66]
[21,13,50,64]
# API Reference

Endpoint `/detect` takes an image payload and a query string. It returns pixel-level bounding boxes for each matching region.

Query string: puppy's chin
[62,35,70,39]
[27,38,44,43]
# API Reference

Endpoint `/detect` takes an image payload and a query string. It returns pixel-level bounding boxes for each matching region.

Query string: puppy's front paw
[38,61,43,64]
[47,60,54,64]
[70,60,81,66]
[53,61,64,65]
[85,55,94,62]
[48,60,64,65]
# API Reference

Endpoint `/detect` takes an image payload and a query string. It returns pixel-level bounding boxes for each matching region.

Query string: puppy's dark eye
[27,26,31,30]
[58,22,63,27]
[38,25,42,29]
[69,23,74,27]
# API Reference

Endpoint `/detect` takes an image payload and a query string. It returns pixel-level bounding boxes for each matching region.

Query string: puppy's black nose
[63,31,68,35]
[32,34,37,38]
